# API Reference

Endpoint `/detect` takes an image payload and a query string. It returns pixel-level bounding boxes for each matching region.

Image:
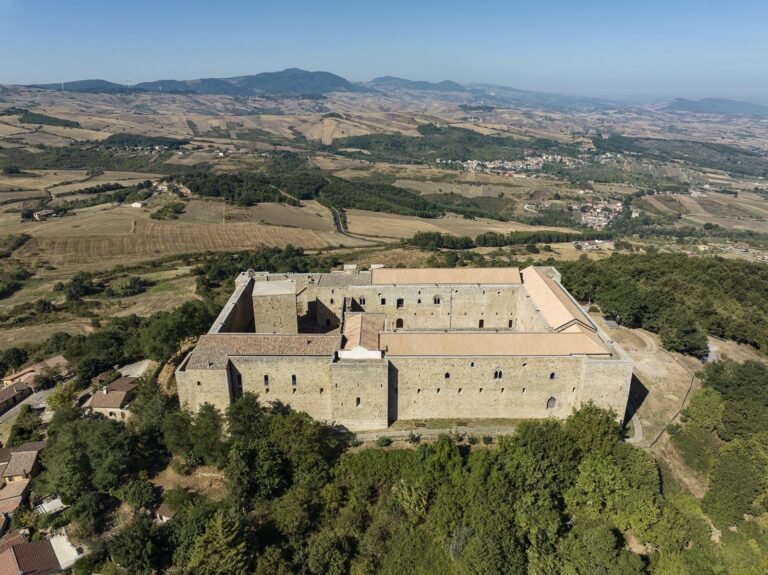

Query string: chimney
[102,386,108,395]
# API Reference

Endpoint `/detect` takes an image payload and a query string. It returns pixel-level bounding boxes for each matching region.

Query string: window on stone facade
[501,388,505,393]
[508,320,513,328]
[292,375,297,386]
[436,388,441,394]
[547,397,557,409]
[479,388,483,393]
[397,298,404,308]
[433,296,441,304]
[479,319,485,328]
[320,388,324,395]
[417,388,421,394]
[330,298,334,304]
[381,298,386,305]
[360,297,366,305]
[549,372,556,380]
[264,375,269,386]
[522,387,526,394]
[356,397,361,407]
[196,381,201,386]
[417,298,422,304]
[292,388,296,394]
[396,318,404,329]
[458,388,462,393]
[470,361,475,367]
[444,372,450,379]
[493,369,503,379]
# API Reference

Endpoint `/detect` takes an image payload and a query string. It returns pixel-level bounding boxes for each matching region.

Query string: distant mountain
[30,79,130,93]
[466,83,621,112]
[368,76,466,92]
[665,98,768,117]
[29,69,361,97]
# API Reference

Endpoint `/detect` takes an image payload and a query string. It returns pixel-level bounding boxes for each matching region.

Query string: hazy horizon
[2,0,768,103]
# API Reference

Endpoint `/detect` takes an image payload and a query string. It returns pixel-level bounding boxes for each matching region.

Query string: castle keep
[176,266,633,431]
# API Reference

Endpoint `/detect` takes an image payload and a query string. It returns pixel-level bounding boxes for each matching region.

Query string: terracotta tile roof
[3,451,38,478]
[521,266,594,332]
[0,383,31,404]
[186,334,339,369]
[380,329,611,357]
[4,356,68,385]
[342,313,383,351]
[0,539,61,575]
[0,496,24,516]
[13,442,45,453]
[0,478,31,500]
[85,377,138,409]
[371,267,521,285]
[0,530,27,555]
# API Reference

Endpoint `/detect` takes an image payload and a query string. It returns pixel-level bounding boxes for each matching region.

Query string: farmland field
[1,203,364,274]
[345,209,574,239]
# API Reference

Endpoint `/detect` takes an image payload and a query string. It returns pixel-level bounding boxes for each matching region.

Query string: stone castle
[176,266,633,431]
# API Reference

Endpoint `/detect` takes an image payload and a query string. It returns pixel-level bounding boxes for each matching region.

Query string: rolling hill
[368,76,467,92]
[664,98,768,117]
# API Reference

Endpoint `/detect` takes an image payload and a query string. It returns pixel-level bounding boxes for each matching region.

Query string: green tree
[191,403,226,467]
[187,512,249,575]
[108,513,159,575]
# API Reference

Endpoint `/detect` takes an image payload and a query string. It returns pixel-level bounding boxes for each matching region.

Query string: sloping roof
[0,382,31,404]
[13,442,45,453]
[371,267,521,285]
[380,330,611,357]
[521,266,594,332]
[0,448,11,464]
[157,502,176,519]
[85,377,138,409]
[0,479,31,500]
[4,356,68,385]
[1,539,61,575]
[3,451,38,478]
[342,313,383,351]
[186,334,339,369]
[0,530,26,555]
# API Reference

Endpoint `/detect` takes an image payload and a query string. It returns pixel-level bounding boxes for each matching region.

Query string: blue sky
[2,0,768,101]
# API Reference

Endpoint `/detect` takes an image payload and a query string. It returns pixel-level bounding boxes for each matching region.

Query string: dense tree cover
[150,201,186,220]
[7,404,43,446]
[18,110,81,128]
[559,253,768,355]
[192,245,341,298]
[53,399,728,574]
[671,360,768,530]
[179,172,287,206]
[593,135,768,178]
[406,230,611,250]
[327,124,579,164]
[102,133,189,150]
[317,176,446,218]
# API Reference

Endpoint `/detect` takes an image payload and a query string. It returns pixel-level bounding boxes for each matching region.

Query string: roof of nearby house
[156,502,176,519]
[371,267,522,285]
[4,356,68,385]
[0,539,61,575]
[187,334,339,369]
[13,442,45,454]
[0,382,31,404]
[0,448,11,464]
[0,479,31,501]
[84,376,138,410]
[3,451,39,478]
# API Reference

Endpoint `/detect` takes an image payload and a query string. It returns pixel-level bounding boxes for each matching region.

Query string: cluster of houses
[578,201,626,229]
[438,154,583,175]
[0,527,83,574]
[0,356,69,417]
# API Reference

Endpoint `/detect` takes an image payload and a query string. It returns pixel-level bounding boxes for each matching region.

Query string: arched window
[549,372,556,380]
[493,369,503,380]
[547,397,557,409]
[355,397,361,407]
[444,372,450,379]
[433,296,441,305]
[395,318,404,329]
[397,298,404,309]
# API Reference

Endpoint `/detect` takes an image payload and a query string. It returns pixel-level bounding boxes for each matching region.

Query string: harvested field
[48,170,161,196]
[0,169,89,192]
[345,209,574,239]
[3,204,362,273]
[180,199,333,230]
[0,320,93,348]
[0,190,48,204]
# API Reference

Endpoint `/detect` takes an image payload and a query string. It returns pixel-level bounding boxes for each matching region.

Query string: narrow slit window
[263,375,269,386]
[291,374,297,386]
